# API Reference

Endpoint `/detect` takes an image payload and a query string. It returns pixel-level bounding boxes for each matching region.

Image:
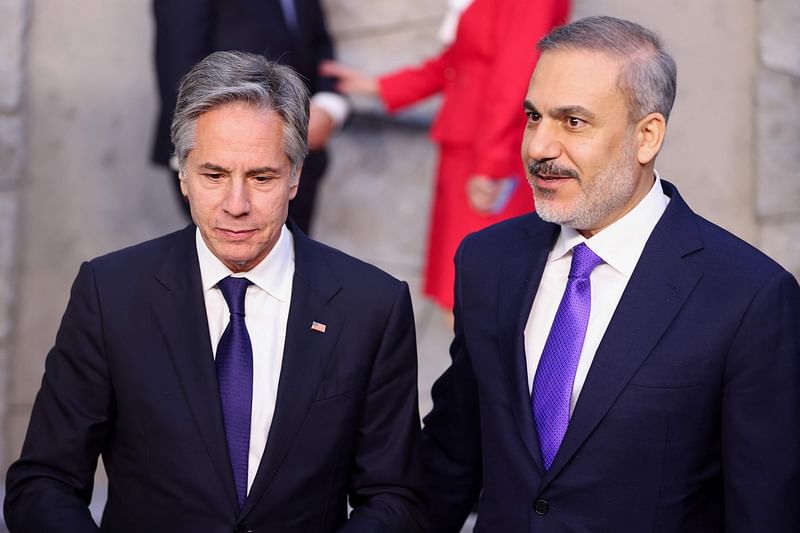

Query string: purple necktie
[532,243,603,469]
[216,276,253,508]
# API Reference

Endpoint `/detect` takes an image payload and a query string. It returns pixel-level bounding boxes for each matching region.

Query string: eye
[526,110,542,123]
[203,173,223,181]
[566,116,585,129]
[252,175,273,184]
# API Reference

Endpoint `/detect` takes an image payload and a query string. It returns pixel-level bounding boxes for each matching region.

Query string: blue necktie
[532,243,603,469]
[279,0,299,34]
[215,276,253,508]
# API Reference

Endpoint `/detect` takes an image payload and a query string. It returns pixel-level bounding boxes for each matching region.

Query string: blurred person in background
[322,0,569,311]
[152,0,348,234]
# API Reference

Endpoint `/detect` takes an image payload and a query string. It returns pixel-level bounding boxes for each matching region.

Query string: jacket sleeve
[419,240,483,532]
[151,0,214,165]
[472,0,570,178]
[339,282,427,532]
[308,0,339,94]
[377,47,453,114]
[721,269,800,532]
[4,262,111,532]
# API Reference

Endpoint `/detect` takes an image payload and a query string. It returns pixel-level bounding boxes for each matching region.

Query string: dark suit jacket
[422,181,800,532]
[152,0,338,166]
[5,223,425,532]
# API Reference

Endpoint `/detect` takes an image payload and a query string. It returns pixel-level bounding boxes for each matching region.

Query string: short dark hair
[538,16,677,122]
[171,51,309,183]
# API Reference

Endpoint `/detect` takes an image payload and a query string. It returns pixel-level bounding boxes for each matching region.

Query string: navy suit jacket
[152,0,338,166]
[422,181,800,532]
[5,223,425,532]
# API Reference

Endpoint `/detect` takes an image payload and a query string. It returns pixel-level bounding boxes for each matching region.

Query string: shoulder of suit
[300,235,405,289]
[461,212,545,252]
[689,213,791,283]
[87,226,190,273]
[658,180,788,283]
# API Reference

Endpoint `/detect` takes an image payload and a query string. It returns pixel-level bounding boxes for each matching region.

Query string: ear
[178,171,189,197]
[289,163,303,201]
[635,112,666,165]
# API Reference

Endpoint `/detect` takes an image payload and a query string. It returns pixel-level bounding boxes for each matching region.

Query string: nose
[223,178,251,216]
[524,120,562,163]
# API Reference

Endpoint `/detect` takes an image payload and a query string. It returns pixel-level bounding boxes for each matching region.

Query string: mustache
[528,161,579,179]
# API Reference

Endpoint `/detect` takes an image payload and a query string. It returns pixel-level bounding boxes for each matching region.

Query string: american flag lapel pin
[311,321,327,334]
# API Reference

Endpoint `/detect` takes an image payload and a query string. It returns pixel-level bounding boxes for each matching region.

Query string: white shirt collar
[549,173,670,278]
[196,225,295,302]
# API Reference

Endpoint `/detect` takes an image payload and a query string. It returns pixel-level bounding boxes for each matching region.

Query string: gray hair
[171,50,310,183]
[538,16,677,123]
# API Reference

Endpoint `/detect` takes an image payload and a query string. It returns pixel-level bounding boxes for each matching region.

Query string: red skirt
[423,144,534,310]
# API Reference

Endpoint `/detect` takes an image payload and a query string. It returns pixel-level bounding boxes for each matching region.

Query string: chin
[222,256,257,273]
[536,203,576,225]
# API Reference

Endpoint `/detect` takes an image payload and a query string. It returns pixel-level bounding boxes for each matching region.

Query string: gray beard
[533,140,639,231]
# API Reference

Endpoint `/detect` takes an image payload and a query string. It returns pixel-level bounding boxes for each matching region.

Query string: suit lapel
[496,217,559,473]
[151,226,238,509]
[243,225,342,515]
[543,182,704,483]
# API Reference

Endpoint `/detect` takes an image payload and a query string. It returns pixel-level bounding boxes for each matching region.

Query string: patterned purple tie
[215,276,253,508]
[532,243,603,469]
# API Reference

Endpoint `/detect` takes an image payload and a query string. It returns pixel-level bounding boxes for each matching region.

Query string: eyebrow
[197,162,282,176]
[198,162,229,173]
[523,100,597,121]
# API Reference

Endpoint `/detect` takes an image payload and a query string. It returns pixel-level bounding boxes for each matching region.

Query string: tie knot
[568,243,603,279]
[217,276,251,316]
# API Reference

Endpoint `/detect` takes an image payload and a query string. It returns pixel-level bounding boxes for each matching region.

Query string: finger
[318,61,342,76]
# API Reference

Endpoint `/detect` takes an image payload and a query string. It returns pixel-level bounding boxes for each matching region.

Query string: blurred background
[0,0,798,528]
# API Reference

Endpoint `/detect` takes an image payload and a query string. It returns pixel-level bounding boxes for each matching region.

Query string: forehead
[194,103,284,147]
[189,102,289,167]
[527,49,627,116]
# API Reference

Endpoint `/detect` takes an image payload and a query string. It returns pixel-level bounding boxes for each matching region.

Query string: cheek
[252,191,292,222]
[186,192,220,225]
[567,137,610,176]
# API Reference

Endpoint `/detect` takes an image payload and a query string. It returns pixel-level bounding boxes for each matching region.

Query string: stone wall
[757,0,800,275]
[4,0,192,467]
[0,0,27,468]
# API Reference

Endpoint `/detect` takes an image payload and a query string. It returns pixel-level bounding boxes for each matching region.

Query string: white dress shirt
[196,225,295,492]
[525,175,670,414]
[438,0,475,44]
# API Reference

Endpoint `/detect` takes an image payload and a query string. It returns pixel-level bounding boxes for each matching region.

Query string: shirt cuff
[311,91,350,129]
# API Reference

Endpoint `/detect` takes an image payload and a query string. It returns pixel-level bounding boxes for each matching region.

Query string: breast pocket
[627,348,718,389]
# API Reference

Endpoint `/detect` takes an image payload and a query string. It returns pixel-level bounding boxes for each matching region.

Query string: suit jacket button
[534,499,549,515]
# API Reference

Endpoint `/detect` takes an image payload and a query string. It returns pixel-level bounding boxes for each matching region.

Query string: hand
[466,175,502,215]
[308,104,334,150]
[319,60,379,97]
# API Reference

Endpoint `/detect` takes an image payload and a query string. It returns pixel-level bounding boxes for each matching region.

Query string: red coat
[380,0,569,177]
[378,0,570,309]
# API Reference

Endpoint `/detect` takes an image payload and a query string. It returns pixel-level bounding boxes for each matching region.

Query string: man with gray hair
[5,51,425,532]
[422,16,800,532]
